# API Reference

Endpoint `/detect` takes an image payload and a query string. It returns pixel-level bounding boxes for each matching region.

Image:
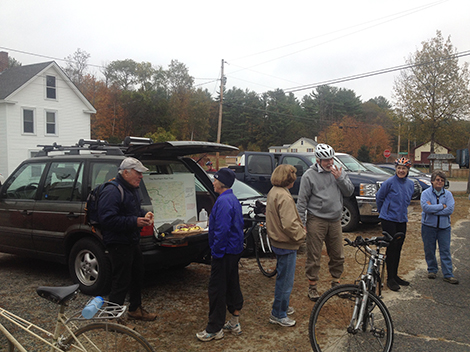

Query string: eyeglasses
[434,178,445,183]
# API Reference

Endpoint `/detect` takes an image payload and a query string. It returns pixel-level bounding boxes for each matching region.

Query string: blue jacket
[376,174,414,223]
[208,189,244,259]
[421,187,454,229]
[98,173,146,246]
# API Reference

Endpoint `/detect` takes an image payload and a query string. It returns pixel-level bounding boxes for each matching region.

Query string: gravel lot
[1,194,468,351]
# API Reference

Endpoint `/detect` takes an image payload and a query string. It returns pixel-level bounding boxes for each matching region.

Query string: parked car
[206,174,266,215]
[362,162,422,200]
[0,138,237,295]
[375,163,448,191]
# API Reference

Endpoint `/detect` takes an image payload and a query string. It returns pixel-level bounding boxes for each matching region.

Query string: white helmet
[315,144,335,159]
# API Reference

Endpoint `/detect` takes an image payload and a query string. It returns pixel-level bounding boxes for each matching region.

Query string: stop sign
[384,149,391,158]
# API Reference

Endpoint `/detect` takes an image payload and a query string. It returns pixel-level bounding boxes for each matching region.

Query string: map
[143,173,197,227]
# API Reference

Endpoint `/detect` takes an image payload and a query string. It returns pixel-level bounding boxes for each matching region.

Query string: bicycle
[243,200,277,278]
[0,284,154,351]
[309,231,397,352]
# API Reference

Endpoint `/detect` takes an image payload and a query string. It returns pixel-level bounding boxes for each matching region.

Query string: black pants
[206,254,244,333]
[107,243,143,312]
[381,220,407,279]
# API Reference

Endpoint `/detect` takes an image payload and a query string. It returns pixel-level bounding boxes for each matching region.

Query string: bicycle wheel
[63,322,154,351]
[254,223,277,277]
[309,284,393,352]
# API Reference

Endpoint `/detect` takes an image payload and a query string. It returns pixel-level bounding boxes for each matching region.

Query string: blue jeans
[271,251,297,319]
[421,224,454,278]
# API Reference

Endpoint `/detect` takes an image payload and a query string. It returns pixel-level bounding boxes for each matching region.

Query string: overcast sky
[1,0,469,103]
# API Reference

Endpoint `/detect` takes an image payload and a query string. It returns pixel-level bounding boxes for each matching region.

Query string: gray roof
[0,62,53,100]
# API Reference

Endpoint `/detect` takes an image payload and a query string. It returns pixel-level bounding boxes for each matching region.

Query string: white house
[269,137,318,153]
[0,52,96,177]
[413,141,450,166]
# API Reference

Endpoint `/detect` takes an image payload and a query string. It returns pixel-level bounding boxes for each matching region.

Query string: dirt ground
[0,193,469,351]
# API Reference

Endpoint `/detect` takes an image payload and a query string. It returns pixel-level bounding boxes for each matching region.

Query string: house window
[23,109,35,134]
[307,148,314,152]
[291,148,298,152]
[46,75,56,99]
[45,111,57,135]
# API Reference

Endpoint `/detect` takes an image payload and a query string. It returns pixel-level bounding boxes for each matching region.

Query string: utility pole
[216,59,225,170]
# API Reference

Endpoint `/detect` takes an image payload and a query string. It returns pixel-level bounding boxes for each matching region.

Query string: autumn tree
[318,116,391,162]
[393,31,470,154]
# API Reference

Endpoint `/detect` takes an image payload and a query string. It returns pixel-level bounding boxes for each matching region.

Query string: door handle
[22,210,33,216]
[66,212,79,219]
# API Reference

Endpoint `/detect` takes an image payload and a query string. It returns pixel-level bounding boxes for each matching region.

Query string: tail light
[140,225,154,237]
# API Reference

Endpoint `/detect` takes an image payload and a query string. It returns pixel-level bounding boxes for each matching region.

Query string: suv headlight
[360,183,378,196]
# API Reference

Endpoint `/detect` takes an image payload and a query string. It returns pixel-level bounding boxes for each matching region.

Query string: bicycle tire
[62,322,155,351]
[309,284,393,352]
[254,224,277,278]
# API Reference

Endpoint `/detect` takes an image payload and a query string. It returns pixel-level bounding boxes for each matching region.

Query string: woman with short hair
[420,170,458,284]
[266,164,306,327]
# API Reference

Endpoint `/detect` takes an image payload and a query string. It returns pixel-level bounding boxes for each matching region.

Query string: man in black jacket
[98,157,157,321]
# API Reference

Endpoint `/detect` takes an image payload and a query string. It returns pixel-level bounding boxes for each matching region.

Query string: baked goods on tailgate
[171,223,204,235]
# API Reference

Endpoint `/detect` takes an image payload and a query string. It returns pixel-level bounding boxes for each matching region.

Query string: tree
[8,56,21,68]
[64,48,90,90]
[393,31,470,155]
[103,59,139,90]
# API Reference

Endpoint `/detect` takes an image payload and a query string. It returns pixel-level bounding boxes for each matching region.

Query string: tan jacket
[266,186,306,250]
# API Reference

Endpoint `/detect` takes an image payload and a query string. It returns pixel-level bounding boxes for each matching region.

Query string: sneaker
[331,280,341,288]
[287,306,295,315]
[428,272,437,279]
[127,307,157,321]
[395,276,410,286]
[196,329,224,342]
[223,321,242,335]
[387,278,400,292]
[308,285,320,302]
[269,314,296,327]
[443,277,459,285]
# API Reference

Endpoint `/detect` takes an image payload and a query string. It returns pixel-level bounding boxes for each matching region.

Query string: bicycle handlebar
[344,231,396,248]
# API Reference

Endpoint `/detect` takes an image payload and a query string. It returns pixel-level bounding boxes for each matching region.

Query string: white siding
[0,65,92,177]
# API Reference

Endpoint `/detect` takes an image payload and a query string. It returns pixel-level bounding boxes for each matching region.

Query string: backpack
[85,179,124,228]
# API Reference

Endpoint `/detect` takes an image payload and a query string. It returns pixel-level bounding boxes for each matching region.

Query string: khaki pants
[305,215,344,282]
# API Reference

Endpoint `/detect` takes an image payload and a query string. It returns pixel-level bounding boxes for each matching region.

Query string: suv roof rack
[35,136,154,157]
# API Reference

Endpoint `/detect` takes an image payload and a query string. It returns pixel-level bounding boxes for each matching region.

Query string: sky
[1,0,470,104]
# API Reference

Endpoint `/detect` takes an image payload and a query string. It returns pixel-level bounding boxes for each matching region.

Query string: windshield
[362,163,390,175]
[335,154,368,172]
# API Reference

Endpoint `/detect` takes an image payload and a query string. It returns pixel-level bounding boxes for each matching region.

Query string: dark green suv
[0,138,237,295]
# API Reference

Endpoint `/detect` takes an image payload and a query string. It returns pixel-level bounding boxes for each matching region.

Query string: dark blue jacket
[98,173,146,246]
[208,189,244,259]
[376,174,414,223]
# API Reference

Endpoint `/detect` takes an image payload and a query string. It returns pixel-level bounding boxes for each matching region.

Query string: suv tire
[69,238,111,296]
[341,198,360,232]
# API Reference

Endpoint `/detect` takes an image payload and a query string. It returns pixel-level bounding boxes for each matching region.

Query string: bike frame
[348,241,387,333]
[0,297,127,352]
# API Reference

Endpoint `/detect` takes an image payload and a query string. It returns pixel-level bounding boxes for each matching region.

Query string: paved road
[385,219,470,351]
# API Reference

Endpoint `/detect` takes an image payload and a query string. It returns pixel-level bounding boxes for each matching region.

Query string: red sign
[384,149,391,158]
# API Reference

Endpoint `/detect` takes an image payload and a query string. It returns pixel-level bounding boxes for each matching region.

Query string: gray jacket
[296,164,354,223]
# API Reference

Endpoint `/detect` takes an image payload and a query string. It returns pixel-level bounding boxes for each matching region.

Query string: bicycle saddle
[36,284,80,305]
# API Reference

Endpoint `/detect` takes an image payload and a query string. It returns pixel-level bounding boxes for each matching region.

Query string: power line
[283,50,470,94]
